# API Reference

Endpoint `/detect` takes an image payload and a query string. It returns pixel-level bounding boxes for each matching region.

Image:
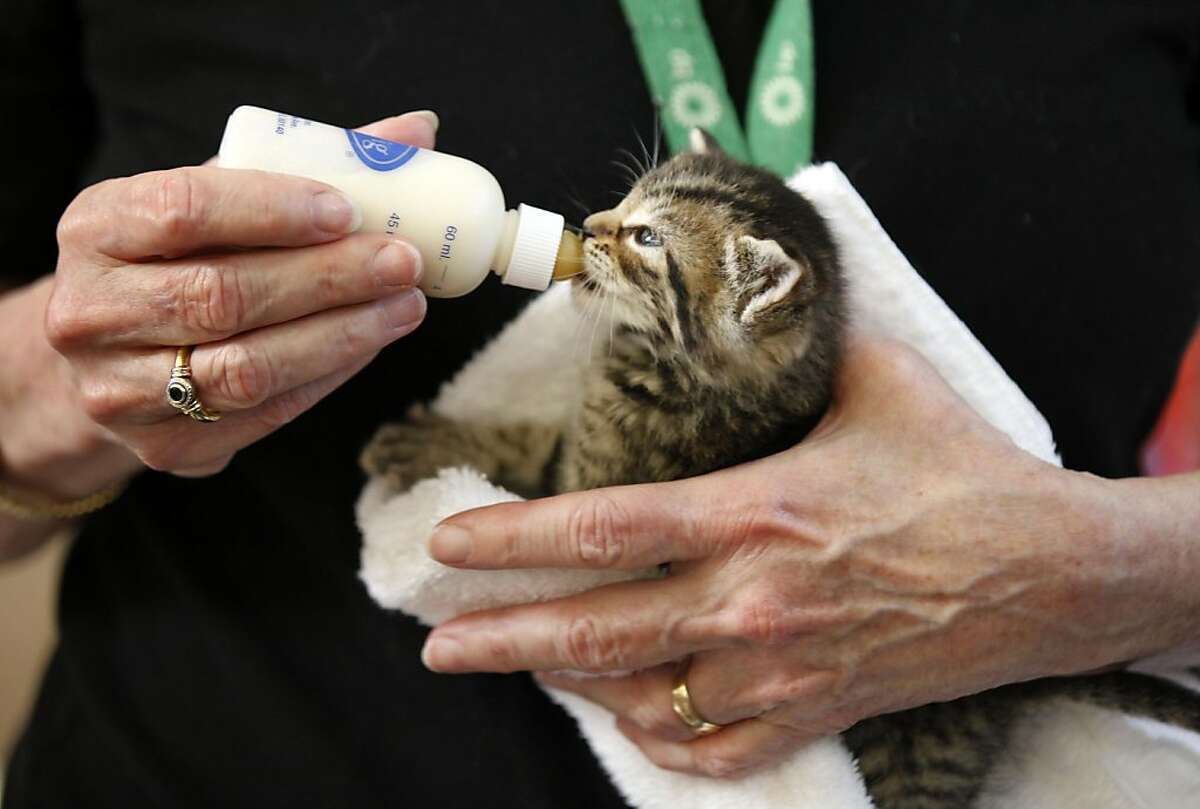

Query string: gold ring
[164,346,222,422]
[671,657,723,735]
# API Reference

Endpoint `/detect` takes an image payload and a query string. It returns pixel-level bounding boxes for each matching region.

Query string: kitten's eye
[632,226,663,248]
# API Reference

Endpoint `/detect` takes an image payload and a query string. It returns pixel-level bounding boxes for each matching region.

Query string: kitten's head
[576,130,842,372]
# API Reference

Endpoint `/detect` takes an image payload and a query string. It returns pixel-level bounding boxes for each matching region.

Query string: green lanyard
[618,0,814,176]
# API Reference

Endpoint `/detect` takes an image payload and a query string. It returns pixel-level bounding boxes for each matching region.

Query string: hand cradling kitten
[360,132,1200,809]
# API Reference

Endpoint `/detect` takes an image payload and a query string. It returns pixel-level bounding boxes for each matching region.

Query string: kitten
[361,133,1200,809]
[362,127,843,497]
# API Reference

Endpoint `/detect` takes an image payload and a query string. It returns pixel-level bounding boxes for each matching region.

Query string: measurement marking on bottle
[439,224,458,259]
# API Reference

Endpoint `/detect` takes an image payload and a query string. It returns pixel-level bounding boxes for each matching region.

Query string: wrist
[1098,471,1200,660]
[1059,469,1200,669]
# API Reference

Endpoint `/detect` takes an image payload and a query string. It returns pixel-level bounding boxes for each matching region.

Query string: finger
[537,652,842,742]
[684,647,843,727]
[538,651,841,739]
[615,714,809,780]
[355,110,439,150]
[535,665,696,742]
[100,234,422,347]
[189,289,424,413]
[67,166,363,262]
[199,109,438,166]
[428,471,752,570]
[422,574,730,674]
[131,351,376,474]
[81,289,424,426]
[829,336,962,423]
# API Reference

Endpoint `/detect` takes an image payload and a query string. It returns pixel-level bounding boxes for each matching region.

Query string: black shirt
[4,3,1199,807]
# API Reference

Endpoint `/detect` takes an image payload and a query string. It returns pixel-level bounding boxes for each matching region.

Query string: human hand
[416,338,1167,778]
[41,112,436,479]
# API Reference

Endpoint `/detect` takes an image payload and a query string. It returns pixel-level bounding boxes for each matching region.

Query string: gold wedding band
[671,657,723,736]
[164,346,222,422]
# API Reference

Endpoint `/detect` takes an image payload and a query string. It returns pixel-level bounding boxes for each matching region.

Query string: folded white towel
[357,163,1198,808]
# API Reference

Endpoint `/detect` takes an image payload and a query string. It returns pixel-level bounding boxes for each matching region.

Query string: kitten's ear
[688,128,725,156]
[725,235,807,325]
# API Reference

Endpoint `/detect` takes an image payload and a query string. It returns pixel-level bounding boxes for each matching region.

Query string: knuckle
[177,262,249,336]
[253,387,313,431]
[57,179,122,252]
[43,287,90,351]
[751,673,821,716]
[730,584,797,647]
[558,616,625,672]
[566,495,633,568]
[206,342,273,409]
[77,378,131,425]
[853,337,927,384]
[878,341,923,379]
[311,249,349,303]
[55,195,94,251]
[630,701,682,739]
[333,307,383,358]
[146,168,205,243]
[482,634,519,672]
[735,500,794,548]
[695,751,752,780]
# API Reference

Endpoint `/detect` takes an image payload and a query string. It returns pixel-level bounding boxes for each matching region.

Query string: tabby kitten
[362,128,844,497]
[360,133,1200,809]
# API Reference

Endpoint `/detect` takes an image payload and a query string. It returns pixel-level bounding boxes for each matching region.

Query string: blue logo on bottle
[345,129,419,171]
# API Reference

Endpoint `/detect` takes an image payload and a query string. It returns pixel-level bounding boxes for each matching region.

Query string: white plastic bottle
[217,105,582,298]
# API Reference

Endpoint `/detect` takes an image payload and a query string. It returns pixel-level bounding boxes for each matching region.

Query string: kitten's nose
[583,211,620,238]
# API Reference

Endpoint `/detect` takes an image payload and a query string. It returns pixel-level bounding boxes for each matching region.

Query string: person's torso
[5,3,1198,807]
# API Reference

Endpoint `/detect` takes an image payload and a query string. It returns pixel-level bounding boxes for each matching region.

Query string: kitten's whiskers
[610,158,641,190]
[633,128,655,176]
[616,146,649,178]
[606,285,617,359]
[651,113,662,169]
[571,267,607,365]
[563,191,592,219]
[585,281,607,363]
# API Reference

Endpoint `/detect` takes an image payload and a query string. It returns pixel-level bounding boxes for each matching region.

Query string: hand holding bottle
[27,111,436,489]
[218,106,582,298]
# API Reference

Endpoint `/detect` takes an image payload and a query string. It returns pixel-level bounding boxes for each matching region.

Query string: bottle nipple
[552,230,584,280]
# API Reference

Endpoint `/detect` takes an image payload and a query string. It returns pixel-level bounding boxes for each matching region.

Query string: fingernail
[422,635,463,671]
[379,288,426,331]
[371,241,424,287]
[429,524,472,564]
[311,191,362,234]
[406,110,440,133]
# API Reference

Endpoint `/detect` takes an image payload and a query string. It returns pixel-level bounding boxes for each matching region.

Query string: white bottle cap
[501,203,565,291]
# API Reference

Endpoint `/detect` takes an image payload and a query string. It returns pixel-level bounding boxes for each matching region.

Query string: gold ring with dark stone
[165,346,222,423]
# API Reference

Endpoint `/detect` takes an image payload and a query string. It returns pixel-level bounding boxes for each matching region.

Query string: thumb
[354,109,439,150]
[828,336,961,417]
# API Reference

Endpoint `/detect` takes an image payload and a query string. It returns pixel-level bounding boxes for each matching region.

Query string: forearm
[1069,470,1200,668]
[0,277,140,560]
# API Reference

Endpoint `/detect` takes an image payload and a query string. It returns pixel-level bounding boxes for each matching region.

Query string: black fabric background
[2,2,1198,807]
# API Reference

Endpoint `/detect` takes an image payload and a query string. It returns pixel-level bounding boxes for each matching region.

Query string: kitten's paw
[359,409,466,493]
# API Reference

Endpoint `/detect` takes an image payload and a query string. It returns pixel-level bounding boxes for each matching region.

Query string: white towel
[357,163,1199,808]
